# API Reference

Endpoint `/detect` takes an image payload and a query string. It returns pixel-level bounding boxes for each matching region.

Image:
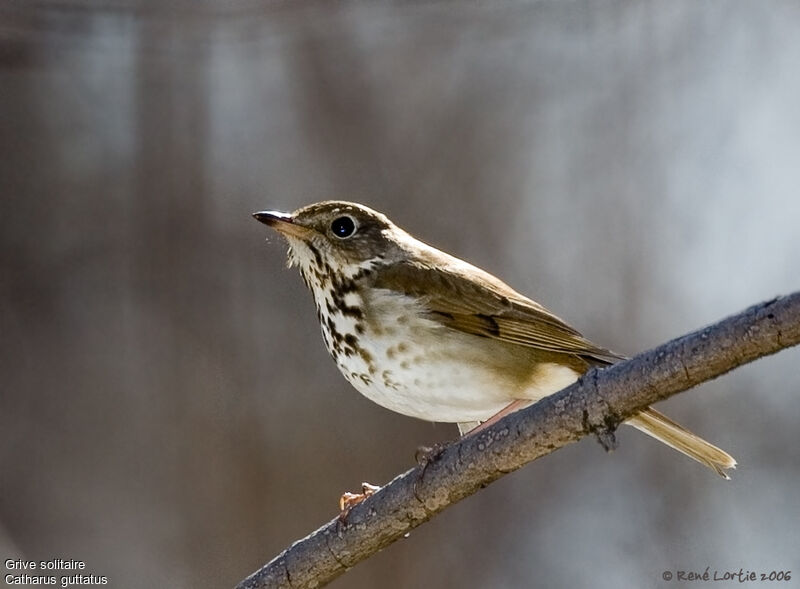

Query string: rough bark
[236,292,800,589]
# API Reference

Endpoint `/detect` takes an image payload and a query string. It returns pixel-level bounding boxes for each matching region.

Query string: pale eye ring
[330,215,357,239]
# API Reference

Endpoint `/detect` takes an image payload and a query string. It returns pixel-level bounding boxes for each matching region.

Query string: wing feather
[372,257,623,365]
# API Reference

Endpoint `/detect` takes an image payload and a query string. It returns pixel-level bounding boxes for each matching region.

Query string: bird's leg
[466,399,532,436]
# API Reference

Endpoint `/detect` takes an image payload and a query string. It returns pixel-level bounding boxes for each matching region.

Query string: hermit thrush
[254,201,736,478]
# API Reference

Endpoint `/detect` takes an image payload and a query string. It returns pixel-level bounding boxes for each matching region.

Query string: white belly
[318,288,580,424]
[345,323,514,423]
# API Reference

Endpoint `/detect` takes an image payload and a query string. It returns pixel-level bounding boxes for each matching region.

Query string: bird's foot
[414,442,450,466]
[414,442,451,498]
[338,482,380,522]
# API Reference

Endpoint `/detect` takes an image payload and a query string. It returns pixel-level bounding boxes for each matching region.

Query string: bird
[253,200,736,478]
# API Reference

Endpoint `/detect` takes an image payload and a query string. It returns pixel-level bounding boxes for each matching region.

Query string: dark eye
[330,215,356,238]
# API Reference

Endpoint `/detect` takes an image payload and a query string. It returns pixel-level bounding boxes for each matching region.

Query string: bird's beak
[253,210,313,239]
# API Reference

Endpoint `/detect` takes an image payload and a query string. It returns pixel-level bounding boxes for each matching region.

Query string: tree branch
[236,292,800,589]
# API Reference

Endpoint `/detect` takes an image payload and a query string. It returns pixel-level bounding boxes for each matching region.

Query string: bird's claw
[414,442,449,466]
[338,482,380,522]
[414,441,451,498]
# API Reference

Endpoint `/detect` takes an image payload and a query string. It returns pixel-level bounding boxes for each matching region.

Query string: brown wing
[373,255,624,365]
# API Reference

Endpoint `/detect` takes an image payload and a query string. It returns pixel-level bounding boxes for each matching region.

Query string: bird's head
[253,201,410,283]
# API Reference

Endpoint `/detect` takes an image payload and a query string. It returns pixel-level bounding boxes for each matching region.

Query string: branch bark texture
[237,292,800,589]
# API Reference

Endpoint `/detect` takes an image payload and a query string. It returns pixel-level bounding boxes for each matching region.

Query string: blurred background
[2,1,799,587]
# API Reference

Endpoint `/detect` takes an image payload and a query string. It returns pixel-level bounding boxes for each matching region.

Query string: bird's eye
[330,216,357,239]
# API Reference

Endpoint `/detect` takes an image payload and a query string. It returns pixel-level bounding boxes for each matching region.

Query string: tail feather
[627,408,737,479]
